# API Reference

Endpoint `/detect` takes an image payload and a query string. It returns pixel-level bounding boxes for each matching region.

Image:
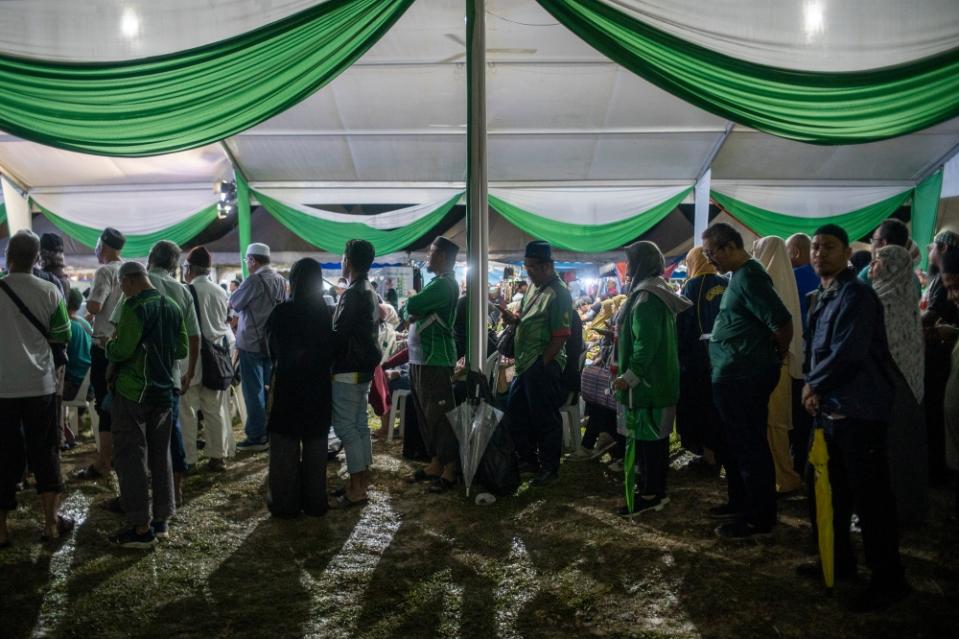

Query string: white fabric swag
[254,191,464,230]
[488,184,691,224]
[30,190,219,233]
[710,185,913,218]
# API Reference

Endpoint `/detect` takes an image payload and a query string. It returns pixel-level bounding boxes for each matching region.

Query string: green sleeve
[406,278,450,317]
[106,302,143,363]
[48,300,72,343]
[743,269,791,332]
[548,288,572,337]
[175,316,189,360]
[627,297,663,380]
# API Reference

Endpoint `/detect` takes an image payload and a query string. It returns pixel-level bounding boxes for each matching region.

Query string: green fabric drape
[912,170,944,270]
[236,174,252,277]
[536,0,959,144]
[253,189,462,255]
[36,201,219,257]
[488,188,691,252]
[711,189,913,241]
[0,202,6,227]
[0,0,413,156]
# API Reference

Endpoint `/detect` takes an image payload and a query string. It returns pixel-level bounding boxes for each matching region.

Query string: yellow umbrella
[808,424,834,588]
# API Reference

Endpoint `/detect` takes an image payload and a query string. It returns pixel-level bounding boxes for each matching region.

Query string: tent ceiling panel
[712,129,959,182]
[0,139,229,189]
[227,134,466,182]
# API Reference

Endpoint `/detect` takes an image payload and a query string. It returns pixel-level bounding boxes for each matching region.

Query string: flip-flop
[40,515,75,542]
[427,477,456,494]
[331,494,368,510]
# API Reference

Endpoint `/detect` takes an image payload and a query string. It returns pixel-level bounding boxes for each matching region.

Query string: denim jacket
[804,268,894,422]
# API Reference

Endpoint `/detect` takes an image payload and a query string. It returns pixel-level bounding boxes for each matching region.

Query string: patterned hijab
[872,245,924,402]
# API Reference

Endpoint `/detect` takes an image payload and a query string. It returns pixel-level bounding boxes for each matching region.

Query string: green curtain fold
[710,189,913,241]
[252,189,463,255]
[912,171,944,270]
[536,0,959,144]
[0,0,414,156]
[36,201,219,257]
[0,202,6,227]
[488,188,691,252]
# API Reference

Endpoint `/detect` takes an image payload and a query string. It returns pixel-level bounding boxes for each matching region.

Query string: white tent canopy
[1,0,958,239]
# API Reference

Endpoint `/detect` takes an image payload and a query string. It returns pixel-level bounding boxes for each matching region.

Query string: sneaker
[715,520,774,540]
[707,503,743,521]
[590,432,617,460]
[846,579,911,613]
[109,526,157,549]
[236,438,269,453]
[615,496,670,518]
[151,521,169,540]
[207,458,227,472]
[530,469,558,487]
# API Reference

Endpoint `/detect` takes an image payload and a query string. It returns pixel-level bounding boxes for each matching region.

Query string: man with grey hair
[230,242,287,451]
[0,230,73,546]
[106,260,188,548]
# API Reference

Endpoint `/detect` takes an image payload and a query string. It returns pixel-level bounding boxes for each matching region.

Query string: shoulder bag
[189,284,235,391]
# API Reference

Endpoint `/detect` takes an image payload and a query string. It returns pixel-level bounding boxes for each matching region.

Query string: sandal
[40,515,75,542]
[427,477,456,494]
[75,465,104,480]
[406,468,439,484]
[331,494,368,510]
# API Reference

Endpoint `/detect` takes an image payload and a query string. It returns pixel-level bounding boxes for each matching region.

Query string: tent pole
[466,0,489,374]
[692,123,733,246]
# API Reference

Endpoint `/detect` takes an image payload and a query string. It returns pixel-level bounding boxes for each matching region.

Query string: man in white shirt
[180,247,235,471]
[76,227,125,481]
[0,231,74,546]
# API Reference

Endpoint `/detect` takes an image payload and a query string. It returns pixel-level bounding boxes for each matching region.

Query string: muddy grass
[2,417,957,639]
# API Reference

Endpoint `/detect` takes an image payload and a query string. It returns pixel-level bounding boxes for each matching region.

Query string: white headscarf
[753,236,804,380]
[872,245,924,402]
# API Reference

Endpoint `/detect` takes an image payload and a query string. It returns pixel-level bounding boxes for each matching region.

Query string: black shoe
[109,526,157,549]
[530,469,558,487]
[102,497,125,514]
[715,520,774,540]
[846,579,911,613]
[707,503,743,521]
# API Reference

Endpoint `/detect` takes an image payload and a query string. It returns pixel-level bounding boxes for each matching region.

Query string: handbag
[580,364,617,411]
[189,285,235,391]
[0,278,69,367]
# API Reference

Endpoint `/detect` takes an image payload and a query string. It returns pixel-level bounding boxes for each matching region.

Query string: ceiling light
[803,1,825,42]
[120,8,140,39]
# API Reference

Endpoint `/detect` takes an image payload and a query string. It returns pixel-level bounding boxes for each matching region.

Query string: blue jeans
[170,391,188,473]
[332,380,372,474]
[239,349,272,443]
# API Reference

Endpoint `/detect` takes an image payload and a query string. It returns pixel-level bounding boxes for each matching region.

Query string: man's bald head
[5,230,40,273]
[786,233,812,268]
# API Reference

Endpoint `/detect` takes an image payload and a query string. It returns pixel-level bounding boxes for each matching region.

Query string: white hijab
[753,236,804,380]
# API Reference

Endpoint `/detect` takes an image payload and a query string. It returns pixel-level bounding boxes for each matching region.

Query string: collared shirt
[805,268,893,421]
[230,266,287,353]
[88,260,123,345]
[0,272,71,398]
[709,258,791,382]
[514,275,573,375]
[404,271,458,367]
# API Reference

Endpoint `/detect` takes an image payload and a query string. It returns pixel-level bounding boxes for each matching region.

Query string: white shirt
[187,275,234,387]
[0,273,70,398]
[88,261,122,345]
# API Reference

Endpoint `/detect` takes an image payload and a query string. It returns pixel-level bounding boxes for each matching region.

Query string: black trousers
[268,431,329,518]
[638,438,670,498]
[0,395,63,511]
[712,366,780,529]
[90,345,112,433]
[506,358,564,474]
[790,378,812,473]
[816,418,905,586]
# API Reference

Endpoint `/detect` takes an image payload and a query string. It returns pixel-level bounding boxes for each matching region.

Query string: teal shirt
[514,276,573,375]
[709,259,791,381]
[65,316,93,385]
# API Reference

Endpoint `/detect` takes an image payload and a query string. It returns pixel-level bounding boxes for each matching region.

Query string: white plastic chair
[386,389,412,442]
[229,384,246,425]
[483,351,500,390]
[560,392,582,452]
[63,371,99,448]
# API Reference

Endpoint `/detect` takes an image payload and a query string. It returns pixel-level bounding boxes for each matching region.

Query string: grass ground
[2,415,957,639]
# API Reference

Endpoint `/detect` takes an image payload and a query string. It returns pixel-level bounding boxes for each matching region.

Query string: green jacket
[616,291,680,409]
[107,289,188,407]
[403,272,459,367]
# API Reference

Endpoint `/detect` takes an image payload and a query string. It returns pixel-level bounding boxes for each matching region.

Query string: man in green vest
[404,236,461,493]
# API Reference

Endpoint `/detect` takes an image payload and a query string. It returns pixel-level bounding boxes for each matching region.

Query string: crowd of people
[3,216,959,613]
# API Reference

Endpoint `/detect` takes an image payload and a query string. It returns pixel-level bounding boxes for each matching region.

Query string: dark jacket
[562,310,583,395]
[266,298,333,437]
[805,268,894,422]
[332,276,381,380]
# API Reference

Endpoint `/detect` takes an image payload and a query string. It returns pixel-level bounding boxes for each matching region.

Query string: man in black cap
[799,223,908,611]
[499,240,574,486]
[76,227,126,480]
[402,236,461,492]
[36,233,69,298]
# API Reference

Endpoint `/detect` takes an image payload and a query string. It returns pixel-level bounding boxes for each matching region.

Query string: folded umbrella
[809,418,834,588]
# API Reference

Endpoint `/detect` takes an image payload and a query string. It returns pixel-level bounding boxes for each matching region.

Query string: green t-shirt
[514,276,573,375]
[709,259,791,381]
[404,271,459,367]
